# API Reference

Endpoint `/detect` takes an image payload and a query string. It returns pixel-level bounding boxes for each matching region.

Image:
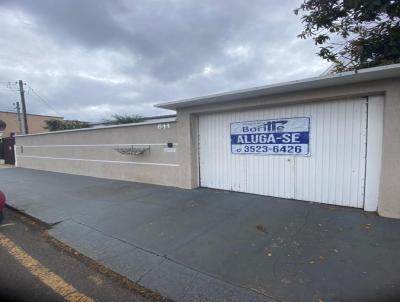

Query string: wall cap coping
[16,117,176,137]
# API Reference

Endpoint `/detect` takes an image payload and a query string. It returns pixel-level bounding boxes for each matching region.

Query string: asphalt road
[0,208,163,302]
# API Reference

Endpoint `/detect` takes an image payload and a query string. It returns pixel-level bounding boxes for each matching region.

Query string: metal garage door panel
[198,98,367,208]
[293,99,367,207]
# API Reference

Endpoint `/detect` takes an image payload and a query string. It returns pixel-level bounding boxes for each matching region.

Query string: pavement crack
[136,258,166,284]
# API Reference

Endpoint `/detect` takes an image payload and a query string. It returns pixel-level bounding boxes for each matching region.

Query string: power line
[0,82,19,111]
[0,107,15,112]
[26,84,63,117]
[0,82,19,94]
[0,81,63,117]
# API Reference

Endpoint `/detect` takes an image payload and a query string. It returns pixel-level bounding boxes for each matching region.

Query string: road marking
[0,233,94,302]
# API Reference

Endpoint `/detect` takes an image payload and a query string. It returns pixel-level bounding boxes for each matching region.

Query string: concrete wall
[16,119,179,187]
[176,78,400,219]
[0,112,63,138]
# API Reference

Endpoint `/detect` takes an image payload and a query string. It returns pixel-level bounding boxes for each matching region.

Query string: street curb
[5,204,52,229]
[45,233,173,302]
[6,206,172,302]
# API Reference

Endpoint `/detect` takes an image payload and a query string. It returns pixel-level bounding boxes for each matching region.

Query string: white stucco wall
[15,120,179,187]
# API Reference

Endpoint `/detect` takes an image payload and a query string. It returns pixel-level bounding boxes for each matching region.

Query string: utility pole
[14,102,23,134]
[18,80,28,134]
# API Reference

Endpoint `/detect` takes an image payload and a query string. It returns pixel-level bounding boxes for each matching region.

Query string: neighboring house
[0,111,63,138]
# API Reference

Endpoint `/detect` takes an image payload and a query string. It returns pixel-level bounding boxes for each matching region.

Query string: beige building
[14,64,400,219]
[0,111,63,138]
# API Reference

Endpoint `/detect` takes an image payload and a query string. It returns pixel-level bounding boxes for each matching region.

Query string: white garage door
[199,98,368,208]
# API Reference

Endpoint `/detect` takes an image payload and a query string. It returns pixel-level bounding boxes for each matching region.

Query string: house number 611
[157,123,170,129]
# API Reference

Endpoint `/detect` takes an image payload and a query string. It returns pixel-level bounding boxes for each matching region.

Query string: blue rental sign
[230,117,310,155]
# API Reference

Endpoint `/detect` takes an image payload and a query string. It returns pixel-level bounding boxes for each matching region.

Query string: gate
[3,137,15,165]
[0,139,4,160]
[198,98,369,208]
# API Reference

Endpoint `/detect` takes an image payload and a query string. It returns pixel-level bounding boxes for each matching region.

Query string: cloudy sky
[0,0,330,121]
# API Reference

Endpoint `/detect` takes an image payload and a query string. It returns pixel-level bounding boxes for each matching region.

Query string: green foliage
[102,114,145,125]
[44,119,90,131]
[295,0,400,72]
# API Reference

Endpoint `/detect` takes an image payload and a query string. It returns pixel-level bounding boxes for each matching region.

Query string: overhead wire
[0,82,63,117]
[26,84,63,117]
[0,82,19,112]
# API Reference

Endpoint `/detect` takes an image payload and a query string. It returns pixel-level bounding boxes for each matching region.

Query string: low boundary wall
[15,118,179,187]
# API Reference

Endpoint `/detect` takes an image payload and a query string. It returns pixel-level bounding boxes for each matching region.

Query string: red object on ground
[0,190,6,211]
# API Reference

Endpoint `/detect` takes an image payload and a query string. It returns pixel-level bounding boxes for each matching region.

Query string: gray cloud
[0,0,330,121]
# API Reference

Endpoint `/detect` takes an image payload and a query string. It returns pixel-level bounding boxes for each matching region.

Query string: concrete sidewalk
[1,168,400,301]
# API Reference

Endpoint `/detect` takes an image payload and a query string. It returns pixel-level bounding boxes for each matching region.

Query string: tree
[102,114,144,125]
[295,0,400,72]
[44,119,90,131]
